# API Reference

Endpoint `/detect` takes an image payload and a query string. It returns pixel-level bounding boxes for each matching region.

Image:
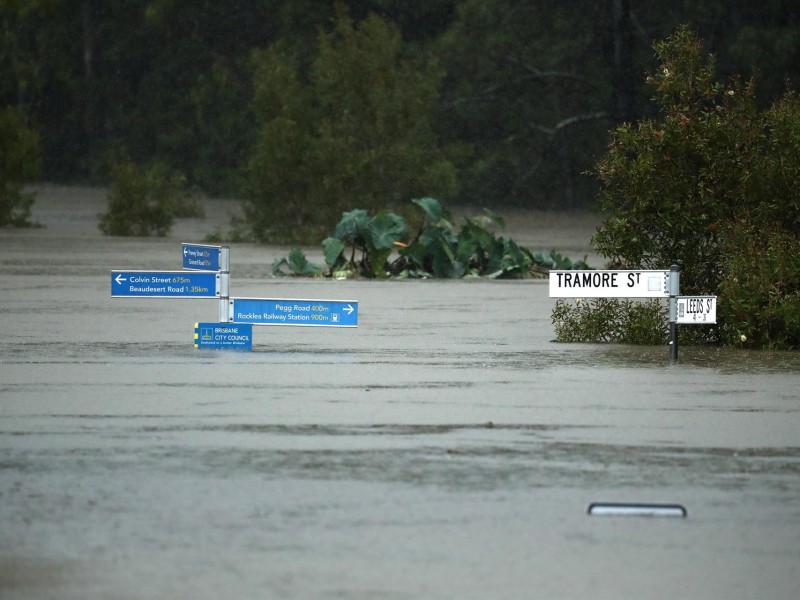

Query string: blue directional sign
[230,297,358,327]
[111,270,220,298]
[182,243,223,271]
[194,322,252,350]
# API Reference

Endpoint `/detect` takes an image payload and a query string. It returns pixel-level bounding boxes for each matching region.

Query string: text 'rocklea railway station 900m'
[111,243,358,350]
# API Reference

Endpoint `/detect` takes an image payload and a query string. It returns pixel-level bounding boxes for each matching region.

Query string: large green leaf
[271,247,321,276]
[366,247,393,278]
[456,233,479,265]
[482,208,506,230]
[322,236,346,268]
[430,236,463,278]
[333,208,371,242]
[287,246,321,275]
[368,212,407,250]
[412,197,444,224]
[458,221,495,267]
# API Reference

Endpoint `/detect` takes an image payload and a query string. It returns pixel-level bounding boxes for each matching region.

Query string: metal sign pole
[219,246,230,323]
[668,264,680,363]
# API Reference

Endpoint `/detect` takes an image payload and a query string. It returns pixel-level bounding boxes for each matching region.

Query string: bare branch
[504,54,591,85]
[530,111,609,137]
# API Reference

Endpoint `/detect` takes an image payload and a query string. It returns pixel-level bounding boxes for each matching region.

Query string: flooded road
[2,187,799,599]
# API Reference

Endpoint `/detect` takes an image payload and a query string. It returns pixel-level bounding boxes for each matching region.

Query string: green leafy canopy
[557,26,800,349]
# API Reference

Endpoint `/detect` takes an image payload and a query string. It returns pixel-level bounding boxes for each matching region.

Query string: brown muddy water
[1,186,799,599]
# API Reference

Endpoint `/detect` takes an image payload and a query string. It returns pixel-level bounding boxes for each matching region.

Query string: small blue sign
[195,322,253,351]
[182,243,222,271]
[230,297,358,327]
[111,270,220,298]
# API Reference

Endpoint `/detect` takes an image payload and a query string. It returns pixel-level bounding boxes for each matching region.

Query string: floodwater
[1,186,799,599]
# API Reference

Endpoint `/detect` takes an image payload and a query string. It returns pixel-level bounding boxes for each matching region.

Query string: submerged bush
[273,197,589,279]
[717,221,800,349]
[552,299,668,344]
[554,27,800,348]
[99,159,201,237]
[0,107,40,227]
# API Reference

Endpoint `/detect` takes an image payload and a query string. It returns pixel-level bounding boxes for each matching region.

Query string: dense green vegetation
[4,3,799,347]
[271,197,588,279]
[245,9,457,242]
[3,1,799,237]
[0,106,40,226]
[553,27,800,349]
[98,157,201,236]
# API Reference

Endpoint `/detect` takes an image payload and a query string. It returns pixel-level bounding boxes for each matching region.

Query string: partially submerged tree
[0,107,40,227]
[244,7,458,243]
[99,157,199,237]
[554,26,800,349]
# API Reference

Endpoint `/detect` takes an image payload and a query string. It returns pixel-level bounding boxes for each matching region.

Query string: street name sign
[111,270,221,298]
[182,243,223,271]
[194,322,252,350]
[549,270,669,298]
[229,297,358,327]
[677,296,717,324]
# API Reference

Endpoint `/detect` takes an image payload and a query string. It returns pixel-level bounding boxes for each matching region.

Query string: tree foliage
[98,158,198,237]
[244,8,457,243]
[0,106,40,227]
[435,0,614,208]
[552,298,667,345]
[562,26,800,349]
[2,1,800,213]
[273,197,588,279]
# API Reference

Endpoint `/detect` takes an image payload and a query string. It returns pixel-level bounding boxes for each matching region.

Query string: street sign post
[194,322,252,350]
[229,297,358,327]
[110,244,359,349]
[549,265,715,363]
[677,296,717,324]
[548,270,669,298]
[111,270,221,298]
[668,264,680,362]
[182,243,227,271]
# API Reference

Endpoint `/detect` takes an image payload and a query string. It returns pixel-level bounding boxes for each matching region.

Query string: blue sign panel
[111,270,220,298]
[182,243,222,271]
[230,297,358,327]
[194,322,252,351]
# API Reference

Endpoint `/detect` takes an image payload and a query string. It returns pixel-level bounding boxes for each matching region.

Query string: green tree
[4,0,799,205]
[0,106,40,227]
[124,0,280,193]
[567,26,800,349]
[244,7,458,243]
[98,158,194,237]
[434,0,615,209]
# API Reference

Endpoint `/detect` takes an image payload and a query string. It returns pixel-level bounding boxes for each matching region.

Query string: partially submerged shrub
[99,159,200,236]
[552,299,667,344]
[273,197,589,279]
[0,107,40,227]
[554,27,800,349]
[271,247,323,277]
[717,221,800,349]
[391,198,535,279]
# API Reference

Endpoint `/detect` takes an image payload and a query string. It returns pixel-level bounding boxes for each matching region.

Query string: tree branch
[504,54,591,85]
[530,111,609,137]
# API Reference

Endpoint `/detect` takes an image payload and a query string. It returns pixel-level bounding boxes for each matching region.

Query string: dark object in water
[587,502,687,517]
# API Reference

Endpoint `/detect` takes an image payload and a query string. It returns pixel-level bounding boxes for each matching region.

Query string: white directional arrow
[344,304,354,315]
[115,274,127,285]
[183,247,188,256]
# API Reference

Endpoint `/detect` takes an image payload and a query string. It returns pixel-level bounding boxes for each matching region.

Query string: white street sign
[549,270,669,298]
[677,296,717,324]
